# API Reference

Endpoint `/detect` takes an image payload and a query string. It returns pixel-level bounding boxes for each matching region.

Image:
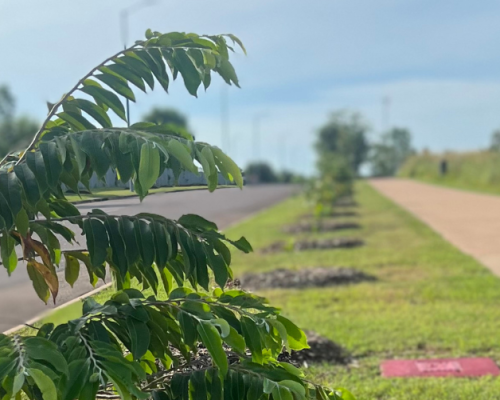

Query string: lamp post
[252,113,267,161]
[220,85,230,153]
[120,0,158,126]
[120,0,157,192]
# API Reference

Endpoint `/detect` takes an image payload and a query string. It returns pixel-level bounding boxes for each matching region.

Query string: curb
[71,185,234,205]
[3,283,113,335]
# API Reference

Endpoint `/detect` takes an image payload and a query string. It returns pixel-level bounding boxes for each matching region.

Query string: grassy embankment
[399,150,500,195]
[35,181,500,399]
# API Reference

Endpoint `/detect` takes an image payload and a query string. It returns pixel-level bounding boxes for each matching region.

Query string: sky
[2,0,500,175]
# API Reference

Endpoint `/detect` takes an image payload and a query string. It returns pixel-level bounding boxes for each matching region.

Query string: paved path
[370,178,500,277]
[0,185,297,332]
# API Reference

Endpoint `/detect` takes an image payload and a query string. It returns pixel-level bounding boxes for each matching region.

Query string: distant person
[440,159,447,176]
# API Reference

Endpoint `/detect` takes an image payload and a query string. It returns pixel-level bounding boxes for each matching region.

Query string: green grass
[31,181,500,398]
[399,150,500,195]
[225,181,500,399]
[65,185,219,203]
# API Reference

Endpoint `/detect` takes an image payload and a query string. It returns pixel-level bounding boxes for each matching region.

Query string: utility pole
[120,0,157,192]
[252,113,268,161]
[382,95,391,132]
[120,0,158,127]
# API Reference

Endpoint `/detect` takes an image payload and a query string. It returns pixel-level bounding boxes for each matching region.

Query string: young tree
[490,129,500,151]
[315,111,369,176]
[0,85,39,158]
[370,127,414,177]
[142,107,188,128]
[0,31,353,400]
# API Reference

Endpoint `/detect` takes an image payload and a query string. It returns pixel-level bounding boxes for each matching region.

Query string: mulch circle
[239,267,375,290]
[283,221,361,234]
[261,238,364,254]
[294,238,364,251]
[279,330,352,366]
[333,198,359,208]
[161,331,351,377]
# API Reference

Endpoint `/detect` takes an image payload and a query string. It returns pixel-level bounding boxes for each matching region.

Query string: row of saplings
[239,177,373,367]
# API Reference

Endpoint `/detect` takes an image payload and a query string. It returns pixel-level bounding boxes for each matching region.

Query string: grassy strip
[227,181,500,399]
[30,181,500,398]
[65,185,220,203]
[399,151,500,195]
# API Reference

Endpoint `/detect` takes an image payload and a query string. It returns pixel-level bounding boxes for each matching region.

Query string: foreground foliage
[0,31,353,399]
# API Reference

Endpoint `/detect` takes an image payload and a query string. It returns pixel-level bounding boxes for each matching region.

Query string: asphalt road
[0,184,298,332]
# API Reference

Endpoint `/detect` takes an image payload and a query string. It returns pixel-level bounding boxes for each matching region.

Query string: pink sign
[381,358,500,378]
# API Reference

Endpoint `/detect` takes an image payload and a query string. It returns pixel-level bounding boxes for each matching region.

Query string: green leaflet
[223,327,246,354]
[26,150,49,193]
[80,131,109,179]
[211,147,243,188]
[197,321,228,375]
[83,218,109,267]
[0,232,17,276]
[39,141,63,189]
[58,111,96,131]
[201,146,218,191]
[80,81,127,121]
[64,253,80,287]
[28,369,58,400]
[126,318,150,360]
[279,380,306,399]
[167,140,198,173]
[63,359,90,400]
[173,48,202,97]
[103,64,147,92]
[272,386,294,400]
[241,316,263,364]
[117,55,155,90]
[178,214,218,231]
[96,73,136,102]
[189,369,207,400]
[0,171,22,216]
[119,217,140,266]
[135,219,155,268]
[69,134,87,176]
[178,312,197,348]
[14,162,40,208]
[70,98,112,128]
[276,315,309,351]
[138,141,160,194]
[104,217,128,279]
[24,336,69,374]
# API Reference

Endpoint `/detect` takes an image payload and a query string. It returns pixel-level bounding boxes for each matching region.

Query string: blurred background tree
[245,162,278,183]
[370,127,415,177]
[142,106,188,127]
[0,85,39,158]
[315,110,369,175]
[489,129,500,151]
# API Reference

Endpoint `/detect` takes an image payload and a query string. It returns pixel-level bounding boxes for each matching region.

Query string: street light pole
[382,95,391,132]
[220,85,229,153]
[120,0,158,127]
[253,115,260,161]
[252,113,268,161]
[119,0,157,192]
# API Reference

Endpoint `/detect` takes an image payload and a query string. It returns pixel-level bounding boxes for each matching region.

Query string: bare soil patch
[283,221,361,234]
[261,238,364,254]
[239,267,376,290]
[279,330,352,365]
